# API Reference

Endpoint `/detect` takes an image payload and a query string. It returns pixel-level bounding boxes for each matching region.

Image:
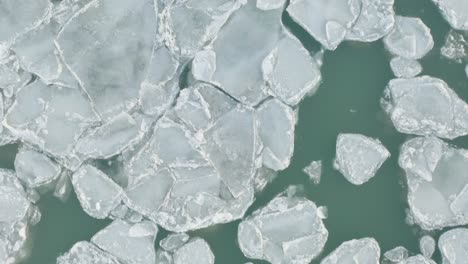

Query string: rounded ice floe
[334,133,390,185]
[390,57,422,78]
[382,76,468,139]
[320,237,380,264]
[383,16,434,59]
[384,246,409,262]
[238,194,328,264]
[438,228,468,264]
[419,235,435,258]
[286,0,361,50]
[399,137,468,230]
[432,0,468,30]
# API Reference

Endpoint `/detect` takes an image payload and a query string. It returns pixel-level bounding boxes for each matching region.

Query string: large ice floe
[438,228,468,264]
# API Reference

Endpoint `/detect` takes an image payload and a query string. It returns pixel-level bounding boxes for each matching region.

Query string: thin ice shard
[56,0,157,117]
[14,147,61,189]
[432,0,468,30]
[320,238,380,264]
[238,192,328,264]
[334,133,390,185]
[399,137,468,230]
[56,241,121,264]
[303,160,322,185]
[390,57,422,78]
[419,235,435,258]
[438,228,468,264]
[383,16,434,59]
[382,76,468,139]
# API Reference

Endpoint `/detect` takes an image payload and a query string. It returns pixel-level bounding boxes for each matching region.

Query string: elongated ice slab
[438,228,468,264]
[382,76,468,139]
[384,16,434,59]
[334,133,390,185]
[399,137,468,230]
[238,193,328,264]
[432,0,468,30]
[390,57,422,78]
[320,237,380,264]
[419,235,436,258]
[303,160,322,185]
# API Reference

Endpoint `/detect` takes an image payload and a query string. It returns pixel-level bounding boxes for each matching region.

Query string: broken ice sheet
[91,220,158,264]
[286,0,361,50]
[432,0,468,30]
[303,160,322,185]
[257,98,296,171]
[320,237,380,264]
[3,81,100,169]
[14,146,61,189]
[390,57,422,78]
[238,192,328,264]
[399,137,468,230]
[72,165,123,219]
[334,133,390,185]
[384,246,409,263]
[439,228,468,264]
[382,76,468,139]
[56,0,157,118]
[441,30,467,63]
[419,235,435,258]
[57,241,121,264]
[383,16,434,59]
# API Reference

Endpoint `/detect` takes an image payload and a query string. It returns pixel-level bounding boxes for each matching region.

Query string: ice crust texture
[1,0,468,263]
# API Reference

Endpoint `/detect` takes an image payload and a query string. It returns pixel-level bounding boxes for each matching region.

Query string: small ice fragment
[192,50,216,82]
[384,246,409,262]
[238,193,328,263]
[53,170,72,202]
[390,57,422,78]
[317,206,328,219]
[382,76,468,139]
[15,147,61,189]
[419,235,436,258]
[257,99,296,171]
[173,239,215,264]
[383,16,434,59]
[334,133,390,185]
[160,233,190,252]
[440,30,467,63]
[57,241,121,264]
[74,112,142,159]
[320,238,380,264]
[91,220,158,264]
[438,228,468,264]
[400,255,437,264]
[465,65,468,78]
[432,0,468,30]
[72,165,123,219]
[262,32,322,106]
[399,137,468,230]
[303,160,322,185]
[286,0,361,50]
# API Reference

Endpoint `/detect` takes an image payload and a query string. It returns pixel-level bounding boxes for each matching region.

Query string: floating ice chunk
[75,112,142,160]
[440,30,467,63]
[465,65,468,78]
[390,57,422,78]
[238,194,328,264]
[0,0,51,44]
[334,133,390,185]
[303,160,322,185]
[439,228,468,264]
[56,0,157,117]
[56,241,121,264]
[400,255,437,264]
[53,170,72,202]
[192,50,216,82]
[257,99,296,171]
[3,81,100,169]
[205,1,284,105]
[320,237,380,264]
[384,16,434,59]
[384,246,409,262]
[399,137,468,230]
[173,239,215,264]
[286,0,361,50]
[262,32,322,106]
[91,220,158,264]
[346,0,395,42]
[419,235,435,258]
[432,0,468,30]
[382,76,468,139]
[15,147,61,189]
[160,233,190,252]
[72,165,123,219]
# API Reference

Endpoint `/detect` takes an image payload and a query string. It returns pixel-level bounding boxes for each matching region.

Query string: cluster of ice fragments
[1,0,468,263]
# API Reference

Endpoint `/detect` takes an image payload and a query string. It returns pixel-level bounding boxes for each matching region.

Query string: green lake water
[7,0,468,263]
